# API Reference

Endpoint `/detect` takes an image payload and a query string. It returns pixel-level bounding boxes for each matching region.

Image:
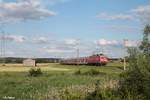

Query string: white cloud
[96,5,150,24]
[43,39,79,54]
[132,5,150,24]
[96,13,134,20]
[18,0,41,6]
[0,35,26,43]
[41,0,71,6]
[64,39,79,46]
[100,25,140,33]
[124,40,140,47]
[95,39,119,46]
[0,0,56,23]
[33,37,49,44]
[44,47,74,53]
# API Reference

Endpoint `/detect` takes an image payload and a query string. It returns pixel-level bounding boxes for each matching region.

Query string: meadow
[0,62,124,100]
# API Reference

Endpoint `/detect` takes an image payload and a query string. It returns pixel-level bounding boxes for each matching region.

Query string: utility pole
[76,39,80,65]
[96,44,99,55]
[99,44,104,55]
[77,47,79,64]
[0,24,6,66]
[0,28,6,66]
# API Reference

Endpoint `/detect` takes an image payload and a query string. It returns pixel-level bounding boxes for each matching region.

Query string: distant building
[23,59,36,67]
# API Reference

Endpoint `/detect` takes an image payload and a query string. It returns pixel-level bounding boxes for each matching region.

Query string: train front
[99,56,109,66]
[86,54,109,66]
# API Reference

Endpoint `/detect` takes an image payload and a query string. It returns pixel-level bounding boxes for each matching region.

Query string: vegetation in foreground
[0,62,122,100]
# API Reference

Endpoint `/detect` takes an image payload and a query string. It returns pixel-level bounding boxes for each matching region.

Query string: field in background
[0,62,124,99]
[0,63,70,72]
[0,62,123,72]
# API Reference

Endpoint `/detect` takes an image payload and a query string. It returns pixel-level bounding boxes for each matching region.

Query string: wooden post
[123,56,126,70]
[123,39,128,71]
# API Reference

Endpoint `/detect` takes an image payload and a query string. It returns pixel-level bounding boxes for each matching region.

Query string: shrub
[60,89,83,100]
[29,68,43,77]
[118,25,150,100]
[119,49,150,100]
[74,69,81,75]
[84,69,106,76]
[74,69,106,76]
[85,80,120,100]
[119,70,146,100]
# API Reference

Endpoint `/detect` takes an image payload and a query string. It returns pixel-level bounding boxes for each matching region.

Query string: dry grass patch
[0,63,70,72]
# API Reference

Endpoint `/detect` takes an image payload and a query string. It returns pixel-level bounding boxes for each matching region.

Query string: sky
[0,0,150,58]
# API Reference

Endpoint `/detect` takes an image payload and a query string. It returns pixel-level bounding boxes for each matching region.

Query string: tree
[119,25,150,100]
[140,25,150,55]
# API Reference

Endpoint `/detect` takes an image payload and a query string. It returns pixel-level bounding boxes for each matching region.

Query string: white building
[23,59,36,67]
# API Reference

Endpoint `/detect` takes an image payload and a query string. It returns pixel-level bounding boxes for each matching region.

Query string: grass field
[0,63,70,72]
[0,62,124,100]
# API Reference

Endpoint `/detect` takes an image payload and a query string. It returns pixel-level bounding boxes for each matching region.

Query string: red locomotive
[60,54,109,66]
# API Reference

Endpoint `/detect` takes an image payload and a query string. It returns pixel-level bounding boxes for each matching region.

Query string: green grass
[0,62,124,99]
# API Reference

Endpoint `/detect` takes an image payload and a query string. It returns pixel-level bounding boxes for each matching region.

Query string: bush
[119,71,146,100]
[84,69,106,76]
[119,49,150,100]
[118,25,150,99]
[29,68,43,77]
[74,69,106,76]
[85,80,120,100]
[60,89,83,100]
[74,69,81,75]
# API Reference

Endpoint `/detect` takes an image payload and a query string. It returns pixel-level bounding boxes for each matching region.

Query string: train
[60,54,109,66]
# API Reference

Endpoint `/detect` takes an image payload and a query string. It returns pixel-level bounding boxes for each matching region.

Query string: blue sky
[0,0,150,58]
